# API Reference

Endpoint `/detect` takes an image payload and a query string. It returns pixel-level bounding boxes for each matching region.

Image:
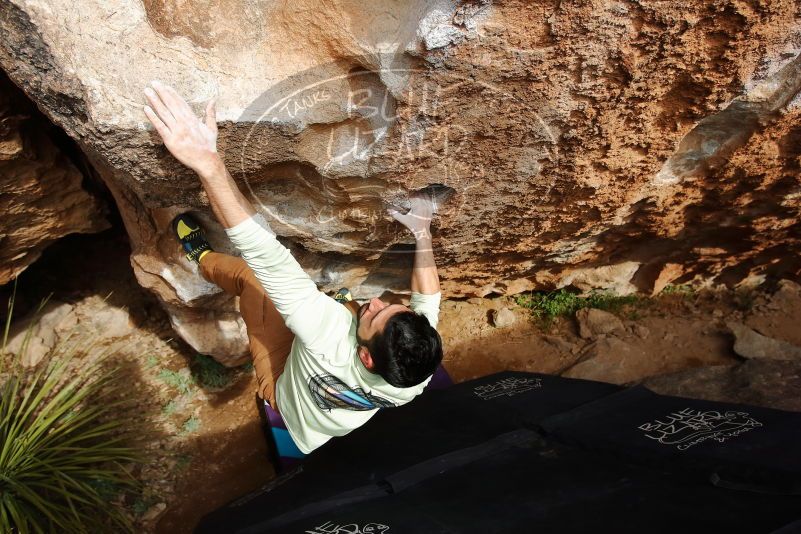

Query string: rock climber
[142,80,443,456]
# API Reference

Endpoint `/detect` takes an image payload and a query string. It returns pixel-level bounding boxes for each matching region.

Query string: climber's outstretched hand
[143,81,220,177]
[390,190,440,293]
[388,191,437,242]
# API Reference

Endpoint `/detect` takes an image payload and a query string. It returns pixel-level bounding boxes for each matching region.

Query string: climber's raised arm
[143,81,254,228]
[143,81,350,352]
[389,193,442,329]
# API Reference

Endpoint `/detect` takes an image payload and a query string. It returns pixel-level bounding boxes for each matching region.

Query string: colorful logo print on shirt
[308,374,396,411]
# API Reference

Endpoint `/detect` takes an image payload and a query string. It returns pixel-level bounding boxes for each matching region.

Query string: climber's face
[356,298,408,344]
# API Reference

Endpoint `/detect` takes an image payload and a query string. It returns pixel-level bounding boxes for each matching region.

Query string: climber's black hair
[366,311,443,388]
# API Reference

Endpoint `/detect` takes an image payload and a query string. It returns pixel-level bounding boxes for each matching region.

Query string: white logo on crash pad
[306,521,389,534]
[638,408,762,450]
[473,377,542,400]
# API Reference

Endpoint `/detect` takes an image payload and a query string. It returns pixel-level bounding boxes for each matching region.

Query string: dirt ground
[3,228,800,532]
[436,288,765,383]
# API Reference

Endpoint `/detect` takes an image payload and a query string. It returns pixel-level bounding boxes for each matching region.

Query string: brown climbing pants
[199,252,294,409]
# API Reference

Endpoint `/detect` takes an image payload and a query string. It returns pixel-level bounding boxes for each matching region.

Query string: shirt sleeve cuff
[410,291,441,302]
[225,214,276,243]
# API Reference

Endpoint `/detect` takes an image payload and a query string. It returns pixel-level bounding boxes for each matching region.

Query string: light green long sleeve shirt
[226,216,441,453]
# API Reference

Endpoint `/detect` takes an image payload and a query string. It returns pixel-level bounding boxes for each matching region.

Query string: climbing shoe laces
[172,213,212,263]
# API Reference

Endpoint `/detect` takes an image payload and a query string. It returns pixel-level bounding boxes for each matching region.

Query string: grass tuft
[157,369,193,395]
[514,289,641,324]
[132,494,158,518]
[161,399,179,416]
[180,415,200,435]
[660,284,695,297]
[190,354,234,390]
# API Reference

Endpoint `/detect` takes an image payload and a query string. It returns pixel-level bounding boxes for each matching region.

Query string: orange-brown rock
[0,72,106,285]
[1,0,800,362]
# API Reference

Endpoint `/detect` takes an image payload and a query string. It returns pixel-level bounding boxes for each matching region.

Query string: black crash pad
[202,430,801,534]
[197,372,801,533]
[541,386,801,494]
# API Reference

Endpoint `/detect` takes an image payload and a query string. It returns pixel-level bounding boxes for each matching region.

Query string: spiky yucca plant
[0,291,139,533]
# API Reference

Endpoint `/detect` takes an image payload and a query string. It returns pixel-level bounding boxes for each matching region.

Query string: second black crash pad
[541,385,801,494]
[200,430,801,534]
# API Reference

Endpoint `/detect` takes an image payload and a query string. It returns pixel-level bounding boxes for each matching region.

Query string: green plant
[180,415,200,435]
[175,454,192,471]
[0,291,138,532]
[132,494,158,517]
[660,284,695,297]
[161,399,178,416]
[514,290,579,320]
[583,292,640,312]
[190,354,234,389]
[157,369,193,395]
[514,289,640,324]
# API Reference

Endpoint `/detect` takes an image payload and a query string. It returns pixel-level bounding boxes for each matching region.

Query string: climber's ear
[358,345,375,371]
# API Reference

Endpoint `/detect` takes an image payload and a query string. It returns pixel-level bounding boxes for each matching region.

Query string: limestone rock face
[1,0,801,362]
[0,72,107,284]
[575,308,624,340]
[727,321,801,361]
[5,296,135,367]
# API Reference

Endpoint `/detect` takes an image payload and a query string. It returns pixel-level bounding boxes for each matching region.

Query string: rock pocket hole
[386,183,456,213]
[419,183,456,212]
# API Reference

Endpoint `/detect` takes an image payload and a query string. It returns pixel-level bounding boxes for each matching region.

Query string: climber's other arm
[389,192,441,328]
[389,192,440,295]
